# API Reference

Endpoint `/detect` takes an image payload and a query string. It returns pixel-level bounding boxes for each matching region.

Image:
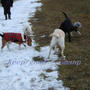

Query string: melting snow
[0,0,68,90]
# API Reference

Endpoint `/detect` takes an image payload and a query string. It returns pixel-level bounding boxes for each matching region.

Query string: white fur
[23,23,31,35]
[22,23,31,41]
[48,29,65,59]
[70,32,73,36]
[77,31,81,35]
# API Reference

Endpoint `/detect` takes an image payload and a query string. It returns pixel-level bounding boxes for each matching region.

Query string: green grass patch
[34,45,41,52]
[33,56,44,62]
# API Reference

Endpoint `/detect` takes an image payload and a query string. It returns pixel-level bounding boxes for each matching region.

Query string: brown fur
[0,33,32,50]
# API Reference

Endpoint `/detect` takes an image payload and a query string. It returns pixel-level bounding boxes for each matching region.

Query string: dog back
[4,33,23,42]
[50,29,65,38]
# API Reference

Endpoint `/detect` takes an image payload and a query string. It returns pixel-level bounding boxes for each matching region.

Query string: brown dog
[0,32,32,50]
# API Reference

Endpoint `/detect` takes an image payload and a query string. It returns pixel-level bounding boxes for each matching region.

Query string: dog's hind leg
[58,38,65,59]
[61,47,65,57]
[1,39,7,51]
[68,32,71,42]
[60,45,66,60]
[54,45,59,54]
[48,47,52,59]
[61,47,66,60]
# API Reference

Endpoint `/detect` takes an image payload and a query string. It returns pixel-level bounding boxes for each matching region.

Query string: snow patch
[0,0,68,90]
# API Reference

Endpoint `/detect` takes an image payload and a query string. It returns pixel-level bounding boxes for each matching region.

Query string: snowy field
[0,0,68,90]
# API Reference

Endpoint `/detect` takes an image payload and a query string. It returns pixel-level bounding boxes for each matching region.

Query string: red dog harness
[4,33,23,42]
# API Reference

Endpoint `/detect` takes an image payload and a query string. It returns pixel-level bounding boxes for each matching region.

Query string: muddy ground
[30,0,90,90]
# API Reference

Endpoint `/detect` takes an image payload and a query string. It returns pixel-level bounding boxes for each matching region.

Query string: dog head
[24,35,32,46]
[73,22,82,35]
[23,23,32,46]
[23,23,31,36]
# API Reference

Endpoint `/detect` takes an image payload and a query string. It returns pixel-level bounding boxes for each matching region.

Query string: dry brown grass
[30,0,90,90]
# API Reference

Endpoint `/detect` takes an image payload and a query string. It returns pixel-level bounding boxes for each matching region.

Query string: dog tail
[0,33,4,37]
[50,29,65,38]
[50,33,59,38]
[62,12,69,19]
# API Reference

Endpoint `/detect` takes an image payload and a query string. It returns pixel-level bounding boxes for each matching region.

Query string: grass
[33,56,44,62]
[30,0,90,90]
[34,45,41,52]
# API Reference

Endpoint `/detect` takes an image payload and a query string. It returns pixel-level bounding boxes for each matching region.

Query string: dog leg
[58,38,65,59]
[19,44,21,50]
[70,32,73,36]
[61,47,66,60]
[54,45,59,54]
[23,43,26,47]
[48,37,56,59]
[54,45,57,52]
[68,32,71,42]
[17,42,23,50]
[77,31,81,35]
[7,43,10,51]
[1,39,7,50]
[61,48,65,57]
[48,47,52,59]
[1,45,5,50]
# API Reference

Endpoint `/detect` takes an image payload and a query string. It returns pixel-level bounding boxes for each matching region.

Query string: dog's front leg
[7,42,11,51]
[70,32,74,36]
[77,31,81,35]
[7,43,10,51]
[18,44,22,50]
[23,43,26,47]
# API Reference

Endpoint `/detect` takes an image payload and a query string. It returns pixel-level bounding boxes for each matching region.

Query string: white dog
[22,23,32,41]
[23,23,31,36]
[48,29,65,59]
